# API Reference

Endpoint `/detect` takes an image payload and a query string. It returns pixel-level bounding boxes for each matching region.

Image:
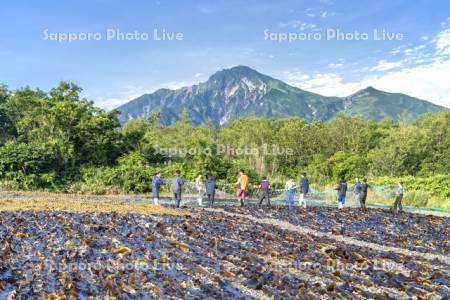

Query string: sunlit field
[2,0,450,299]
[1,196,449,299]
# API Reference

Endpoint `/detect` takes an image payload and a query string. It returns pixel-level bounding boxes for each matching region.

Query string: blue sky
[1,0,449,109]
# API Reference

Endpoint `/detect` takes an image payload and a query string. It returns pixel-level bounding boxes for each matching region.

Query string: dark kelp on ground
[0,207,449,299]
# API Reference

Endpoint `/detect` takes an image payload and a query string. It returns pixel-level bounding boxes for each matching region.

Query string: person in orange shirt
[235,169,249,207]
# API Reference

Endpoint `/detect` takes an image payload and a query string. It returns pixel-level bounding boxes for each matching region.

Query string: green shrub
[371,175,450,199]
[67,152,157,194]
[426,196,450,210]
[366,176,450,210]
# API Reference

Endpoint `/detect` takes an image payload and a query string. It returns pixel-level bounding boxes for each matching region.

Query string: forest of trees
[0,82,449,206]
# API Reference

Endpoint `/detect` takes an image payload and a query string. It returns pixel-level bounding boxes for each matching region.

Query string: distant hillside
[342,86,443,121]
[117,66,444,125]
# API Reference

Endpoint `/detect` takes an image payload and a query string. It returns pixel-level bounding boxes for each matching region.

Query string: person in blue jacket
[335,177,348,209]
[299,173,309,208]
[172,170,185,208]
[352,178,362,207]
[285,177,297,206]
[152,172,163,205]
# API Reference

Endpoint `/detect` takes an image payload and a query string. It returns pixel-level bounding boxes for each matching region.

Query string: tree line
[0,82,448,199]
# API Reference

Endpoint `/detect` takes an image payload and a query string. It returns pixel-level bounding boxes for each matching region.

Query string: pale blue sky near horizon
[1,0,449,109]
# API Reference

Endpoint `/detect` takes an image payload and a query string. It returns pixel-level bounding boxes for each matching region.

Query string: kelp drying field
[0,199,449,299]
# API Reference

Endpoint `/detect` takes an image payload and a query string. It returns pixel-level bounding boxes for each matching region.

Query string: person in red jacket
[258,176,271,207]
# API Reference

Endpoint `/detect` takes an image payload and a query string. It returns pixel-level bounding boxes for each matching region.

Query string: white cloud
[328,58,345,68]
[283,72,310,82]
[435,28,450,55]
[328,63,343,68]
[194,73,202,78]
[279,21,319,31]
[284,58,450,108]
[283,17,450,108]
[440,17,450,27]
[304,6,335,19]
[390,47,402,55]
[320,11,332,18]
[93,79,199,111]
[284,71,363,96]
[371,60,403,71]
[92,84,155,110]
[404,48,414,56]
[94,97,129,110]
[161,80,195,90]
[365,60,450,107]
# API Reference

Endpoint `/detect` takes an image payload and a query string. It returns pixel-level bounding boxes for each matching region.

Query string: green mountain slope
[117,66,444,125]
[343,86,443,121]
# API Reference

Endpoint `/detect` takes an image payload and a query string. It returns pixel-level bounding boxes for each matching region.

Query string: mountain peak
[216,65,258,75]
[208,66,271,83]
[228,65,256,72]
[358,86,380,94]
[364,86,378,92]
[348,86,381,98]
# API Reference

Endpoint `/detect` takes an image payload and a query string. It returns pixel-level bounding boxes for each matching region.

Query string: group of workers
[151,170,405,212]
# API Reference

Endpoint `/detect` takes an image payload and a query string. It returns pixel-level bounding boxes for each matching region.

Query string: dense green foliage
[0,82,448,208]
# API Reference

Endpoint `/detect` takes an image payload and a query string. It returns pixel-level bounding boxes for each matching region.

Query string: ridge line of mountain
[117,65,444,125]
